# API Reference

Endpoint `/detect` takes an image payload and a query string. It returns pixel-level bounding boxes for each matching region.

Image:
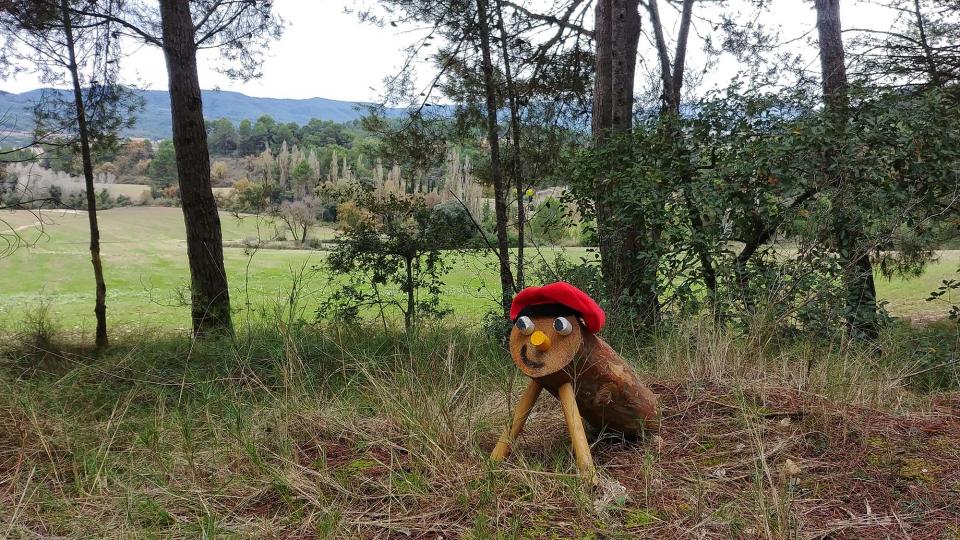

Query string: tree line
[207,116,357,157]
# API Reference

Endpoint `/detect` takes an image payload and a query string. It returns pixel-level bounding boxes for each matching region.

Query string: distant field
[0,207,511,331]
[0,207,956,332]
[97,183,152,201]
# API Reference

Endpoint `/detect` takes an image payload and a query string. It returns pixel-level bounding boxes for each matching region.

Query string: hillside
[0,88,408,140]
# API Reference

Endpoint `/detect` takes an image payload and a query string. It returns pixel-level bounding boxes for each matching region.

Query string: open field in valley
[0,207,534,331]
[1,206,957,332]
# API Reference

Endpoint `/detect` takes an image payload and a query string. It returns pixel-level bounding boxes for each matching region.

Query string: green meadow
[1,206,956,332]
[0,207,536,331]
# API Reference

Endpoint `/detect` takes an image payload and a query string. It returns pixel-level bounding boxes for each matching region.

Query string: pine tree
[277,141,290,189]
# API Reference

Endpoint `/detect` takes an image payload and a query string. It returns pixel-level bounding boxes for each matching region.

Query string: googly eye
[515,316,535,335]
[553,317,573,336]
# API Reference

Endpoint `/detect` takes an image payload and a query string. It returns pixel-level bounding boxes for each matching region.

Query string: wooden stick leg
[557,382,595,478]
[490,379,542,461]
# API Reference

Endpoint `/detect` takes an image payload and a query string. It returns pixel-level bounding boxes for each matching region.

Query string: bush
[528,197,569,245]
[47,184,63,204]
[20,299,58,352]
[530,251,605,305]
[336,200,369,231]
[97,189,113,209]
[428,200,477,244]
[322,191,457,330]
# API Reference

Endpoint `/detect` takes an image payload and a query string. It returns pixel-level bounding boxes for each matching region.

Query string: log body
[538,334,658,437]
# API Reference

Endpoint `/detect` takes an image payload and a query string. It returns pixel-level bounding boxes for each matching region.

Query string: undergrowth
[0,315,957,538]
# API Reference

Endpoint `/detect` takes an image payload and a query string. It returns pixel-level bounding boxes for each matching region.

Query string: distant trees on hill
[207,115,358,158]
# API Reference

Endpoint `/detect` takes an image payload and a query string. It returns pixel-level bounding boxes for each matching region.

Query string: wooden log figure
[490,282,658,477]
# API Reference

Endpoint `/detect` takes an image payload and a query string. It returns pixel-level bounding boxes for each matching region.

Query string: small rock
[594,475,631,526]
[782,458,801,477]
[595,476,629,506]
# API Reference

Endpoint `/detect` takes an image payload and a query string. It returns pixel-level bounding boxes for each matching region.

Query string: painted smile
[520,344,544,369]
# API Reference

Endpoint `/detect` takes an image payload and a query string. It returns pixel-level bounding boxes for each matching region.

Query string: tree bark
[495,0,525,290]
[609,0,640,135]
[61,0,107,349]
[592,0,659,325]
[910,0,941,87]
[159,0,233,336]
[405,255,415,331]
[814,0,878,340]
[477,0,515,317]
[592,0,613,141]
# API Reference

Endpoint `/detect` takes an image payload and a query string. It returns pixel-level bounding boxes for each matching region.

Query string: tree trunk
[159,0,233,336]
[495,0,525,290]
[61,0,107,349]
[814,0,878,340]
[592,0,658,325]
[610,0,641,131]
[477,0,515,317]
[405,256,415,331]
[592,0,613,141]
[911,0,941,87]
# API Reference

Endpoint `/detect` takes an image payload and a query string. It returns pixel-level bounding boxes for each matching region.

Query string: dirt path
[4,210,81,232]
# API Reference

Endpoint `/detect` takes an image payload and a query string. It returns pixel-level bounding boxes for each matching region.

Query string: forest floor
[2,206,959,332]
[0,322,957,538]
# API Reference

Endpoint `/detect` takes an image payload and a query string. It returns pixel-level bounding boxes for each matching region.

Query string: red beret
[510,282,606,334]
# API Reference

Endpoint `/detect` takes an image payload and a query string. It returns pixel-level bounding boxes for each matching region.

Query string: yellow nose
[530,330,551,352]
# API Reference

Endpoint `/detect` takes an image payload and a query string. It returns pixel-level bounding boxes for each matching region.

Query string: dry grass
[0,321,957,539]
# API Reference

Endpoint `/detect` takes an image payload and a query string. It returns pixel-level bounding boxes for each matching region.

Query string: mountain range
[0,88,408,140]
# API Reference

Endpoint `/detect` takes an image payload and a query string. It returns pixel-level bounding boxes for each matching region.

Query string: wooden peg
[491,379,543,461]
[557,381,595,478]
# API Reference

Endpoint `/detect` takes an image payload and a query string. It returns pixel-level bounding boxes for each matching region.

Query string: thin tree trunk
[477,0,515,317]
[911,0,941,87]
[668,1,718,310]
[814,0,878,340]
[159,0,233,336]
[405,256,415,331]
[495,0,525,290]
[61,0,107,349]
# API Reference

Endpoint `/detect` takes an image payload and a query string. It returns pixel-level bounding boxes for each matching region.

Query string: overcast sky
[0,0,898,102]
